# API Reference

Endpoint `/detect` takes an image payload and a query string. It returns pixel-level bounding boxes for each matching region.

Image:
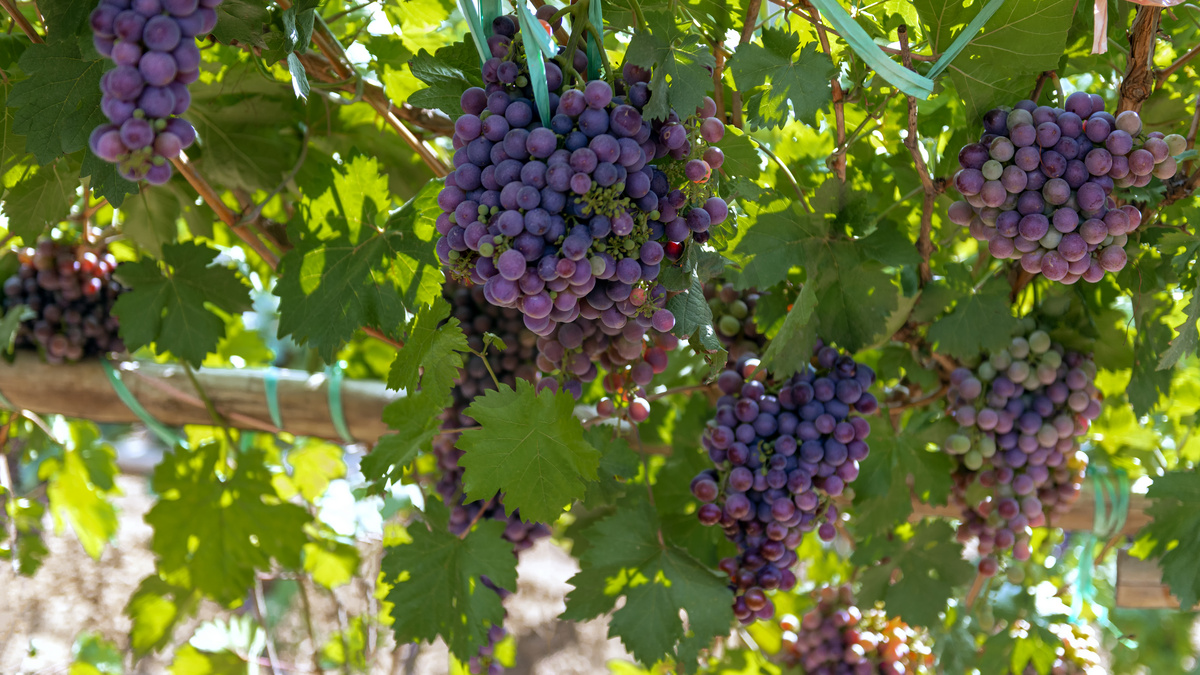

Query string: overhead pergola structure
[0,352,1181,608]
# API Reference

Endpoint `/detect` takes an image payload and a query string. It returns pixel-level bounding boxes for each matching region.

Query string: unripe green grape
[977,361,997,382]
[990,349,1013,371]
[1007,566,1025,584]
[982,160,1004,181]
[1039,349,1062,369]
[729,299,749,319]
[1007,360,1030,383]
[963,449,984,471]
[1010,336,1030,359]
[978,435,997,458]
[1021,316,1037,333]
[1040,229,1062,249]
[1165,133,1187,156]
[718,314,741,336]
[1028,330,1051,354]
[945,434,971,455]
[1007,108,1033,130]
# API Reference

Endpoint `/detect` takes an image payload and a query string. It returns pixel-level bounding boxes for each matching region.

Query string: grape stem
[468,346,504,390]
[801,0,846,182]
[295,577,327,675]
[182,361,236,447]
[963,569,987,611]
[898,25,938,286]
[1156,42,1200,90]
[0,0,41,43]
[746,135,811,211]
[881,383,948,413]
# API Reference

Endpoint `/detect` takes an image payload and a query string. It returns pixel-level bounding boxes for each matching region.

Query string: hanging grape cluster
[435,12,728,348]
[780,585,934,675]
[447,281,539,410]
[950,92,1183,283]
[88,0,217,184]
[941,318,1096,574]
[704,281,765,360]
[693,345,878,623]
[3,240,126,363]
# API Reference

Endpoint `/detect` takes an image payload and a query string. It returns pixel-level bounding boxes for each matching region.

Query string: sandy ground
[0,474,631,675]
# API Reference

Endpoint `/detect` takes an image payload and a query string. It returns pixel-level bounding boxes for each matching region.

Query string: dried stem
[899,26,937,285]
[1156,42,1200,88]
[883,383,949,413]
[1117,6,1162,113]
[803,0,845,181]
[0,0,40,43]
[1030,70,1052,102]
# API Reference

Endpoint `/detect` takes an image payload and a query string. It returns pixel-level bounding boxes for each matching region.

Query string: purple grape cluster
[436,14,729,340]
[692,345,878,624]
[447,281,539,409]
[950,92,1185,283]
[532,315,675,415]
[941,319,1096,575]
[705,281,765,361]
[779,585,935,675]
[88,0,218,184]
[3,241,126,363]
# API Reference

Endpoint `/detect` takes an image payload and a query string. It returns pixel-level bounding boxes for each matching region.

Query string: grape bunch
[3,240,126,363]
[533,315,676,414]
[950,92,1184,283]
[941,318,1096,575]
[704,281,765,360]
[779,585,934,675]
[447,281,539,409]
[692,344,878,623]
[436,12,729,340]
[88,0,218,184]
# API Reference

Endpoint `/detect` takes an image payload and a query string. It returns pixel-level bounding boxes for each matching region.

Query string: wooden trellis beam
[1116,551,1196,610]
[0,352,401,443]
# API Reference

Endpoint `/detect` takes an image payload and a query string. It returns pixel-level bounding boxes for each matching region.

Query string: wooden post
[0,353,401,443]
[1115,550,1199,610]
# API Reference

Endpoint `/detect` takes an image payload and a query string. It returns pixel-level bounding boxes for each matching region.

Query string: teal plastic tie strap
[100,360,184,448]
[325,364,355,444]
[586,0,604,79]
[458,0,490,69]
[480,0,501,39]
[264,367,284,430]
[515,4,553,127]
[926,0,1007,79]
[1070,468,1130,636]
[807,0,934,99]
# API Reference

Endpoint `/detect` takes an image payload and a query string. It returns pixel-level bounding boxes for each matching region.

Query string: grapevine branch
[802,0,846,182]
[1117,6,1162,113]
[169,155,281,268]
[728,0,762,130]
[0,0,40,43]
[898,25,938,285]
[1155,42,1200,89]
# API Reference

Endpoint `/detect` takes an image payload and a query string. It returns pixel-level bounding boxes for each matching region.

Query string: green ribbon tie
[325,363,355,444]
[101,360,185,448]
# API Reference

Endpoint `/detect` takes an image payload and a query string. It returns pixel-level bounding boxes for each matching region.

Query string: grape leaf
[625,12,715,121]
[582,427,639,507]
[726,28,834,128]
[113,241,253,367]
[853,521,975,627]
[561,493,732,667]
[386,296,467,398]
[381,503,517,661]
[285,439,346,503]
[145,442,311,605]
[124,576,200,657]
[41,0,93,40]
[926,276,1018,360]
[1135,471,1200,609]
[80,148,137,208]
[666,270,726,375]
[408,40,485,120]
[0,304,32,354]
[303,532,361,589]
[761,281,817,378]
[8,39,107,164]
[0,82,28,179]
[359,390,445,491]
[852,412,958,533]
[2,158,77,241]
[170,645,248,674]
[1157,231,1200,370]
[915,0,1077,121]
[117,181,182,257]
[276,155,414,361]
[1128,293,1174,415]
[456,380,600,523]
[38,422,119,559]
[211,0,272,48]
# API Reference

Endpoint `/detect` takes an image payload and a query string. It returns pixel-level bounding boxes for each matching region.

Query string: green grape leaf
[38,422,120,559]
[7,39,107,163]
[1128,293,1174,415]
[457,380,600,523]
[113,241,252,367]
[124,575,200,657]
[169,645,248,674]
[211,0,272,48]
[117,181,182,257]
[408,40,485,120]
[926,275,1018,360]
[1135,471,1200,609]
[381,503,517,661]
[915,0,1077,121]
[69,632,123,675]
[0,81,28,180]
[852,412,958,533]
[360,389,445,490]
[80,149,137,209]
[582,427,640,507]
[0,304,32,354]
[561,493,732,666]
[286,439,346,503]
[666,270,726,375]
[145,442,311,605]
[625,13,715,121]
[1,158,77,241]
[1159,291,1200,371]
[41,0,92,40]
[761,281,818,378]
[303,534,361,589]
[853,521,975,627]
[275,155,418,361]
[387,296,467,399]
[727,28,834,128]
[1157,231,1200,370]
